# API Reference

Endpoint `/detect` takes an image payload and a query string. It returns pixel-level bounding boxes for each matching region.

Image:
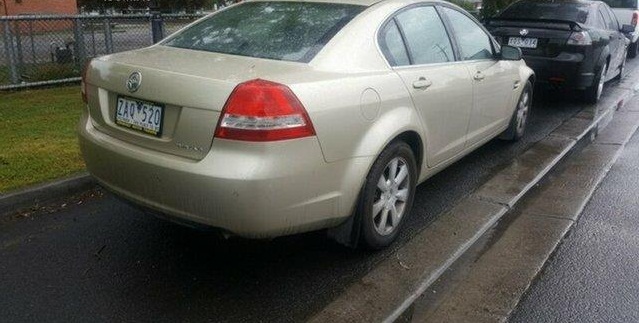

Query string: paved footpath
[510,98,639,323]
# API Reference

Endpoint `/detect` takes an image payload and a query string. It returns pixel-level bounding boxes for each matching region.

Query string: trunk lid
[487,19,578,58]
[84,46,308,160]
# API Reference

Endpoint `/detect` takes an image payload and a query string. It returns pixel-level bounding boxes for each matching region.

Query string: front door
[601,5,625,78]
[440,6,517,146]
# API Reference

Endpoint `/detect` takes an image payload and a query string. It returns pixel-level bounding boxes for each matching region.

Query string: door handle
[412,77,432,89]
[473,71,485,81]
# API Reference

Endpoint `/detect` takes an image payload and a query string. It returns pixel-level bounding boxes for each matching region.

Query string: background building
[0,0,78,16]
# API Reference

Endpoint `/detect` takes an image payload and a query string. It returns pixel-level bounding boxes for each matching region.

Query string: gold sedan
[79,0,535,249]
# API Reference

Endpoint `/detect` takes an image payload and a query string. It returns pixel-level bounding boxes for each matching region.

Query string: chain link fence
[0,13,205,90]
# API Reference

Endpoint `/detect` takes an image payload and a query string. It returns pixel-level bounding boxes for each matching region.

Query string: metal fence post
[90,21,97,56]
[73,17,86,67]
[151,11,164,44]
[29,20,36,64]
[104,18,113,54]
[0,13,205,89]
[14,21,24,76]
[2,19,19,84]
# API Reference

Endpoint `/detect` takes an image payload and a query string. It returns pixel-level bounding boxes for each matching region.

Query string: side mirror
[500,45,523,61]
[621,24,635,34]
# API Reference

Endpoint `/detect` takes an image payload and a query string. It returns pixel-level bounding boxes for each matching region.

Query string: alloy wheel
[372,157,411,236]
[515,90,530,136]
[596,63,607,101]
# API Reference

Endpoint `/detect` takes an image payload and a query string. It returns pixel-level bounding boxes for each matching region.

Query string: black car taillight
[567,31,592,46]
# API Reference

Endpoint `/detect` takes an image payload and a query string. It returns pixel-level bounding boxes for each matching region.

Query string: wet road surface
[0,85,618,322]
[510,107,639,323]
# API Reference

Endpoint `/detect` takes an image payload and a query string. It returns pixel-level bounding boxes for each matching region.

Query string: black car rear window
[163,2,365,63]
[500,1,591,23]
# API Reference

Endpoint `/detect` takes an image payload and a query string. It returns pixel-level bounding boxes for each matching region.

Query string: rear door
[380,5,473,166]
[440,6,516,146]
[601,4,626,78]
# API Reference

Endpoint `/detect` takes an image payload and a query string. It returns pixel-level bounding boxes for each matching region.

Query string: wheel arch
[597,46,612,71]
[393,131,424,178]
[528,72,536,88]
[327,127,426,248]
[350,103,427,170]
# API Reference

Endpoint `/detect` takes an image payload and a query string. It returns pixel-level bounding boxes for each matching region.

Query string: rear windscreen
[601,0,637,9]
[499,1,591,23]
[163,2,365,63]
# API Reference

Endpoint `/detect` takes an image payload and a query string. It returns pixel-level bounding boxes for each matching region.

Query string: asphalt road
[510,101,639,323]
[0,80,627,322]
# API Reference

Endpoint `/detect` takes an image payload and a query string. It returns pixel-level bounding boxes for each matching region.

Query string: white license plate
[115,96,164,137]
[508,37,538,49]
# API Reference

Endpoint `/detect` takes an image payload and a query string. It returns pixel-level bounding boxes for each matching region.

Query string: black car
[486,0,633,102]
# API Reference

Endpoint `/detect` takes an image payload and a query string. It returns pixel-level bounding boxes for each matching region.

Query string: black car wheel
[615,55,626,81]
[501,80,532,141]
[584,62,607,104]
[629,41,638,58]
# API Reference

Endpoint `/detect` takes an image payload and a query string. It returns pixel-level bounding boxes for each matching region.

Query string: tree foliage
[77,0,222,12]
[481,0,517,18]
[446,0,477,13]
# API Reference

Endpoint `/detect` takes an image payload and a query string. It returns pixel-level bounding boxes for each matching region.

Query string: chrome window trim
[374,1,498,70]
[375,1,461,69]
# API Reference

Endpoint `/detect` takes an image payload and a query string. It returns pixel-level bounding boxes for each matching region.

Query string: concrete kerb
[420,108,639,323]
[310,75,639,323]
[0,173,95,217]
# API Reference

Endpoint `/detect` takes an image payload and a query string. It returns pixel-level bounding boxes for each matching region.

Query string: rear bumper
[523,52,595,90]
[78,111,371,238]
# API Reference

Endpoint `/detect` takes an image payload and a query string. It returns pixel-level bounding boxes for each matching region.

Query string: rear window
[602,0,638,8]
[500,1,591,23]
[163,2,365,63]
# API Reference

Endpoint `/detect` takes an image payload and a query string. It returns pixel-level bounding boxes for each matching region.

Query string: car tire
[584,62,607,104]
[629,41,638,58]
[357,141,417,250]
[500,80,532,142]
[615,55,626,81]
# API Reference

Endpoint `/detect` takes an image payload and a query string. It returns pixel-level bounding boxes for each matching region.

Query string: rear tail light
[567,31,592,46]
[214,79,316,142]
[81,59,92,104]
[632,11,639,26]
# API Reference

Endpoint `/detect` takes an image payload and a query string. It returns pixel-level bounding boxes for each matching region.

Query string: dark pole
[2,0,10,16]
[149,0,164,44]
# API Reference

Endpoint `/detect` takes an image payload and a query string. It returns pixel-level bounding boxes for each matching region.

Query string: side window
[596,10,608,29]
[442,7,494,61]
[379,20,410,66]
[394,6,455,64]
[605,6,620,30]
[600,6,617,30]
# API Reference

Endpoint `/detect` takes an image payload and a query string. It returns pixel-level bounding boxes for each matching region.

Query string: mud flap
[326,213,361,249]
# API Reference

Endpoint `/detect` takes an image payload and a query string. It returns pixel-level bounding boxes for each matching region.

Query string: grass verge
[0,85,85,193]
